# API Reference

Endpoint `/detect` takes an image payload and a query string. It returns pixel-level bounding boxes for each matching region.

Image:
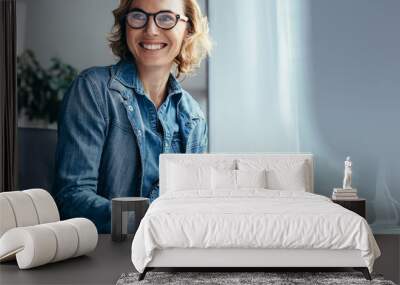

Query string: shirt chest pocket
[170,132,183,153]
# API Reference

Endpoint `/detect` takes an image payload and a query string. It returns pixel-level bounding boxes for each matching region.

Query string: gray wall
[209,0,400,228]
[304,0,400,228]
[16,0,118,70]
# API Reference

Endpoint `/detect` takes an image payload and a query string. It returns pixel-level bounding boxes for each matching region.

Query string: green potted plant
[17,49,78,128]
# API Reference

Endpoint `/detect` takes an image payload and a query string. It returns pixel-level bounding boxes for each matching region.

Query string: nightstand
[332,198,366,218]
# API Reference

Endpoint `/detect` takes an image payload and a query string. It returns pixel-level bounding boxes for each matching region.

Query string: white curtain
[208,0,400,228]
[208,0,311,152]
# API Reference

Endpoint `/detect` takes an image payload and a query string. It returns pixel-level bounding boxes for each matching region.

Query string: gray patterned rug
[116,271,396,285]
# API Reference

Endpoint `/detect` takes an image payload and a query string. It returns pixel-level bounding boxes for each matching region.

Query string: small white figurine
[342,156,352,189]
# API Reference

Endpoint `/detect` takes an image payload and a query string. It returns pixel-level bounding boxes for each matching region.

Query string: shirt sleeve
[51,73,111,233]
[149,184,160,203]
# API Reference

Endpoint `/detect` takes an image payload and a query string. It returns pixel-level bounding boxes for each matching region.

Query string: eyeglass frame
[123,8,190,30]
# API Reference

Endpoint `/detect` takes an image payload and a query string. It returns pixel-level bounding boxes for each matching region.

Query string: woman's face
[126,0,188,71]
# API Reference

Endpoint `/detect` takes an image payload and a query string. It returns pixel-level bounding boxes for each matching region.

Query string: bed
[131,153,381,281]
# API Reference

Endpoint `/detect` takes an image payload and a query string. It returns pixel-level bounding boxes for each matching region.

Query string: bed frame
[138,153,372,281]
[140,248,371,280]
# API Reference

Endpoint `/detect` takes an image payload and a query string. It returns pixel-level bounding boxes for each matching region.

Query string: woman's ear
[186,29,194,39]
[184,28,192,40]
[186,22,194,36]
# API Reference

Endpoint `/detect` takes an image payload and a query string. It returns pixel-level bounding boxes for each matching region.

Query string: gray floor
[0,235,134,285]
[373,235,400,284]
[1,234,398,285]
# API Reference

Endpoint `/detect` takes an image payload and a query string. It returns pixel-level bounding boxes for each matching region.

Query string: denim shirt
[51,58,208,233]
[136,80,182,201]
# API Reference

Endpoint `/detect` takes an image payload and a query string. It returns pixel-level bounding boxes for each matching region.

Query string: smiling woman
[51,0,212,233]
[109,0,211,80]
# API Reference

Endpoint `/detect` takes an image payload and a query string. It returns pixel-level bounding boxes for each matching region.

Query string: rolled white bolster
[0,196,17,237]
[0,218,98,269]
[0,191,39,228]
[0,226,57,269]
[23,188,60,224]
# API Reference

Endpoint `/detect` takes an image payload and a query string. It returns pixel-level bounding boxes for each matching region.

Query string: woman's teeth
[141,43,167,50]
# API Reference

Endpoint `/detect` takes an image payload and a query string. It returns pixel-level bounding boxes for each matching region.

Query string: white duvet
[131,189,380,273]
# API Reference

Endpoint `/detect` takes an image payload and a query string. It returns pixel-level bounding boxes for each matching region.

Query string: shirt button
[165,143,169,147]
[137,130,142,136]
[128,105,133,111]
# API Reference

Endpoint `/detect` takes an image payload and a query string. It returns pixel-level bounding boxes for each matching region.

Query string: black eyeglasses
[124,8,189,30]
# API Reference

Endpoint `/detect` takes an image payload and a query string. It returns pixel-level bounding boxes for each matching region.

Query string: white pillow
[211,168,237,190]
[266,162,307,191]
[167,162,211,191]
[211,168,268,190]
[236,169,268,189]
[238,159,309,191]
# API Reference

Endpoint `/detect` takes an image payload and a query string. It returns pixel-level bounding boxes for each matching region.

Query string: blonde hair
[108,0,212,78]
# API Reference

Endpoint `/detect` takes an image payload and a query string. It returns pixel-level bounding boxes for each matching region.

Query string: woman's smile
[139,42,168,51]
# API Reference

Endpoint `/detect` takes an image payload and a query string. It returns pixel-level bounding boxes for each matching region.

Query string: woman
[52,0,211,233]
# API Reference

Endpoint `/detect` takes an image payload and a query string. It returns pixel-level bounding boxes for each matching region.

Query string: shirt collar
[113,57,183,97]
